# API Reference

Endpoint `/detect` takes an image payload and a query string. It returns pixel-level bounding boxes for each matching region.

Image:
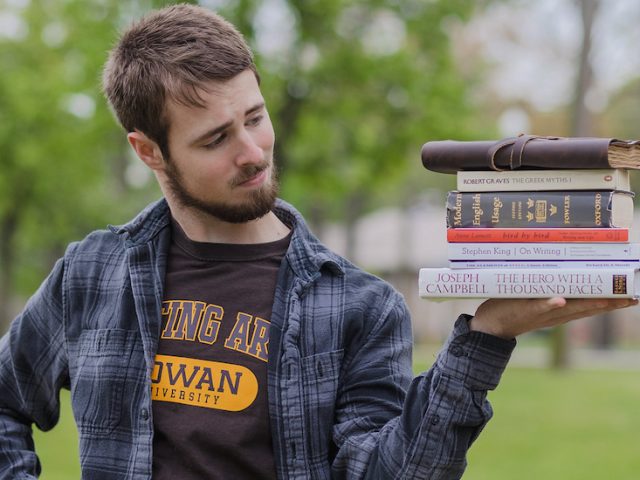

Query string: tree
[0,0,161,331]
[215,0,487,255]
[1,0,489,331]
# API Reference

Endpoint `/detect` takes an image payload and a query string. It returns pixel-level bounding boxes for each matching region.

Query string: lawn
[464,367,640,480]
[33,364,640,479]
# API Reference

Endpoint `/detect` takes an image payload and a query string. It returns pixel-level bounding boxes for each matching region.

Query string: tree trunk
[570,0,598,136]
[550,0,600,370]
[591,313,614,349]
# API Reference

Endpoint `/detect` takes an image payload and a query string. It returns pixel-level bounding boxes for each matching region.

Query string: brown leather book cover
[421,135,640,174]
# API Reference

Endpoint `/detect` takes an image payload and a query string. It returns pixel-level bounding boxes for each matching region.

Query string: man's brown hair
[102,3,257,158]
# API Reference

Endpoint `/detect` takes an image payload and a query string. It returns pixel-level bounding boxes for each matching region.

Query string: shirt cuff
[435,314,516,391]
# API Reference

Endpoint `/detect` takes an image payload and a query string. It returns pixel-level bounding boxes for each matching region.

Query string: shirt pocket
[300,349,344,466]
[72,328,142,436]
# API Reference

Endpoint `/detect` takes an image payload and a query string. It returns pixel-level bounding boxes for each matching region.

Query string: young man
[0,4,634,479]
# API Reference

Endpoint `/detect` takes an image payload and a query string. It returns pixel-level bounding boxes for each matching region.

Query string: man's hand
[471,297,639,339]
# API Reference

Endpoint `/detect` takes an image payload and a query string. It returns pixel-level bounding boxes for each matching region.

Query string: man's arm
[331,293,513,479]
[0,258,69,479]
[331,293,635,479]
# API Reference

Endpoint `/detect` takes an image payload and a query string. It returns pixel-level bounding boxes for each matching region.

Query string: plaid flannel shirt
[0,198,515,479]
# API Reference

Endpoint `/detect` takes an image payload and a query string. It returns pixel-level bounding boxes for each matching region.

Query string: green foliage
[0,0,492,324]
[0,0,160,321]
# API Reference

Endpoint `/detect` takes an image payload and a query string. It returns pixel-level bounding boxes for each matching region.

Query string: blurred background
[2,0,640,478]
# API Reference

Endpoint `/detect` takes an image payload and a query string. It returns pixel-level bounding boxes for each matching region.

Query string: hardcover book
[421,135,640,174]
[456,169,630,192]
[446,190,634,229]
[418,267,640,299]
[446,228,630,243]
[447,242,640,261]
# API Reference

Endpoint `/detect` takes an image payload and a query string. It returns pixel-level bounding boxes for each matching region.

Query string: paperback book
[418,267,640,299]
[449,260,640,269]
[447,242,640,261]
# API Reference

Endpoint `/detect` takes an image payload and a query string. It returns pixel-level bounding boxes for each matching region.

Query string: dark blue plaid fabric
[0,198,514,479]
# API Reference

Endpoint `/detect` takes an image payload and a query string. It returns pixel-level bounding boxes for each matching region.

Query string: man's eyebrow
[189,102,265,146]
[245,102,265,117]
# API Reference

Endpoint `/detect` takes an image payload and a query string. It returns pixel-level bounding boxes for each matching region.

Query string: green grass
[34,363,640,479]
[464,368,640,480]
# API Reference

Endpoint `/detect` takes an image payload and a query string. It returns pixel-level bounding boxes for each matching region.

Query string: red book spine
[446,228,629,243]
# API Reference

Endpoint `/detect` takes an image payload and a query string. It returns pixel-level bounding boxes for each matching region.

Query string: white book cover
[418,267,640,300]
[447,242,640,261]
[456,169,630,192]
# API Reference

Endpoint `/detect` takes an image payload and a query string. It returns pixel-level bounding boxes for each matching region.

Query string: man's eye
[204,134,226,149]
[246,115,263,126]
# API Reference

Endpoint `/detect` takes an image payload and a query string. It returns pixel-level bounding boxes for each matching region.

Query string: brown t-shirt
[151,221,290,480]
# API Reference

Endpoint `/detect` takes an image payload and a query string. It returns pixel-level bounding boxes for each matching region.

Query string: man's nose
[235,130,264,166]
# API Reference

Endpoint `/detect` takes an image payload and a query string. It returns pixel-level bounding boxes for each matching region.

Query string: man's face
[162,69,278,224]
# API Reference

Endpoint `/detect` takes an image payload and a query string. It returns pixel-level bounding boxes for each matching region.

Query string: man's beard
[164,158,279,224]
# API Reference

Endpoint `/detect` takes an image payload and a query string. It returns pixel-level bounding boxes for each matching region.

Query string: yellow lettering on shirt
[160,300,270,362]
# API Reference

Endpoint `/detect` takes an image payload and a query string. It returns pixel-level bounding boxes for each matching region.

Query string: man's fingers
[534,296,566,313]
[542,298,638,326]
[524,296,619,318]
[560,298,637,317]
[473,297,638,338]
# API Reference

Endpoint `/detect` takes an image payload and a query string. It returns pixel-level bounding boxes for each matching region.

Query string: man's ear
[127,130,166,171]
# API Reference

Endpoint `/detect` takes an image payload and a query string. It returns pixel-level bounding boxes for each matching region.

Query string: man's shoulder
[65,199,170,262]
[339,255,404,303]
[61,229,129,281]
[68,227,124,255]
[275,199,402,302]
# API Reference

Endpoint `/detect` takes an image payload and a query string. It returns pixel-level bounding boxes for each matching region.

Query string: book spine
[446,228,629,243]
[446,191,628,228]
[418,267,639,299]
[447,242,640,260]
[449,260,640,269]
[456,169,630,192]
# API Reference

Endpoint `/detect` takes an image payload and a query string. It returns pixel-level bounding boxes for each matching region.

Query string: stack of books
[417,135,640,300]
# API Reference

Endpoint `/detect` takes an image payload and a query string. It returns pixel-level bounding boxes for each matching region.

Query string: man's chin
[166,168,279,224]
[196,192,277,224]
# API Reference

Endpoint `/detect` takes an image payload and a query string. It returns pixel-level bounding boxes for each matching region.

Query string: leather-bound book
[421,135,640,174]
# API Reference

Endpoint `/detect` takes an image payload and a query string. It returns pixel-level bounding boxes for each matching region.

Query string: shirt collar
[109,197,345,278]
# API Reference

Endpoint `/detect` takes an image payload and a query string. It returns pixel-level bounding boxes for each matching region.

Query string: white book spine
[447,242,640,261]
[449,260,640,269]
[456,169,630,192]
[418,267,640,300]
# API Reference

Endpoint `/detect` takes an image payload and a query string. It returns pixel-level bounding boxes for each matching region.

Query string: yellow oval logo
[151,354,258,411]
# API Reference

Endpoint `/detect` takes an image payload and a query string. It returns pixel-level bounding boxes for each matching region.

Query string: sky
[456,0,640,113]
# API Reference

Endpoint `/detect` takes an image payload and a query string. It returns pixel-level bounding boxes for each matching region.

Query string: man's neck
[170,207,290,245]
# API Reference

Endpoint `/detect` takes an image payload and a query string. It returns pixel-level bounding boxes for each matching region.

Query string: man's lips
[236,167,268,187]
